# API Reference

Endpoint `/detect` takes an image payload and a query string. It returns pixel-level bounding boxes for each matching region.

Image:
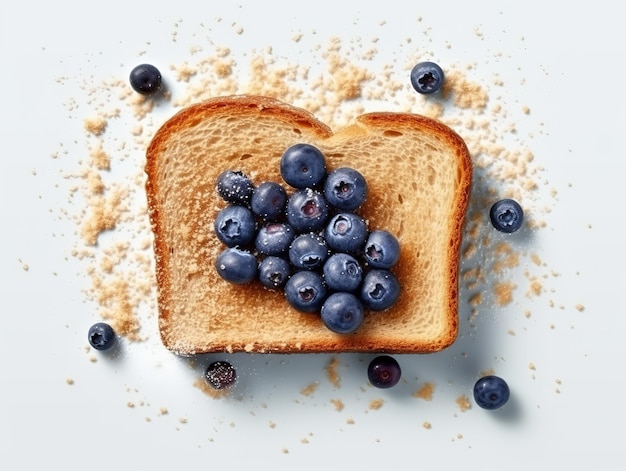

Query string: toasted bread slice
[145,95,472,355]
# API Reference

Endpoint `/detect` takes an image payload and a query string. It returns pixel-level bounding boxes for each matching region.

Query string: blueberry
[280,143,327,189]
[129,63,163,95]
[284,270,328,313]
[363,230,400,269]
[490,199,524,233]
[473,375,510,410]
[324,167,368,211]
[322,253,363,292]
[216,170,255,205]
[288,232,329,270]
[320,292,364,334]
[367,355,401,388]
[215,247,258,284]
[286,189,330,233]
[410,61,444,94]
[205,361,237,390]
[360,269,400,311]
[258,256,291,290]
[251,181,288,221]
[87,322,116,351]
[255,222,295,256]
[324,213,368,253]
[214,205,256,247]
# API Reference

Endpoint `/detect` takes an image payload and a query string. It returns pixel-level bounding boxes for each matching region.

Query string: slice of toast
[145,95,472,355]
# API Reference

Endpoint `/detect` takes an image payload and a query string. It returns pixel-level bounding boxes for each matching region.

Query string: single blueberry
[214,205,256,247]
[255,222,295,256]
[129,63,162,95]
[258,256,291,290]
[286,188,330,233]
[322,252,363,292]
[320,292,364,334]
[251,181,288,221]
[288,232,330,270]
[360,269,400,311]
[205,361,237,390]
[473,375,510,410]
[410,61,445,94]
[363,230,400,269]
[215,247,258,284]
[216,170,255,205]
[324,213,368,253]
[88,322,116,351]
[490,199,524,233]
[284,270,328,313]
[324,167,368,211]
[280,143,327,189]
[367,355,401,389]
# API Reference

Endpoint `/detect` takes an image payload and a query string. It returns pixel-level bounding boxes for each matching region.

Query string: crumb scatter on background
[55,14,571,433]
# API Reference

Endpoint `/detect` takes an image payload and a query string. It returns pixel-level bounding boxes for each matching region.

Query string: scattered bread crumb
[330,398,345,412]
[456,395,472,412]
[413,382,435,401]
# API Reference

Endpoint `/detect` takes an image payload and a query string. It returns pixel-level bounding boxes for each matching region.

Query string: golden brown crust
[146,95,472,355]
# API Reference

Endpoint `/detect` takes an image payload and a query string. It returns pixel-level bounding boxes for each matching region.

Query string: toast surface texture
[146,95,472,355]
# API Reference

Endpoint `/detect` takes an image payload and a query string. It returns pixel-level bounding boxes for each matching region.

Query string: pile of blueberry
[213,143,401,334]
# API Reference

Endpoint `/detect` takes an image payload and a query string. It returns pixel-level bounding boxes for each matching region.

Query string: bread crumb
[330,398,345,412]
[66,378,74,385]
[422,421,432,430]
[193,377,230,399]
[493,281,516,306]
[413,382,435,401]
[346,418,355,425]
[325,356,341,388]
[83,116,107,135]
[575,304,585,312]
[269,421,277,429]
[369,398,384,410]
[300,381,319,396]
[456,395,472,412]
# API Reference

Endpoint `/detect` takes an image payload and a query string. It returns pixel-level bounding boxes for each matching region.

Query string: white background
[2,1,624,469]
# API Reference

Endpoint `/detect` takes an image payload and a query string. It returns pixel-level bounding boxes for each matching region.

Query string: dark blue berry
[360,269,400,311]
[284,270,327,313]
[255,222,295,256]
[324,167,368,211]
[205,361,237,389]
[280,143,327,189]
[324,213,368,253]
[322,253,363,292]
[367,355,401,388]
[286,189,330,233]
[490,199,524,233]
[473,375,510,410]
[214,205,256,247]
[258,256,291,290]
[320,292,364,334]
[410,61,444,94]
[251,181,288,221]
[216,170,254,205]
[88,322,116,351]
[288,232,329,270]
[215,247,258,284]
[129,64,162,95]
[363,230,400,269]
